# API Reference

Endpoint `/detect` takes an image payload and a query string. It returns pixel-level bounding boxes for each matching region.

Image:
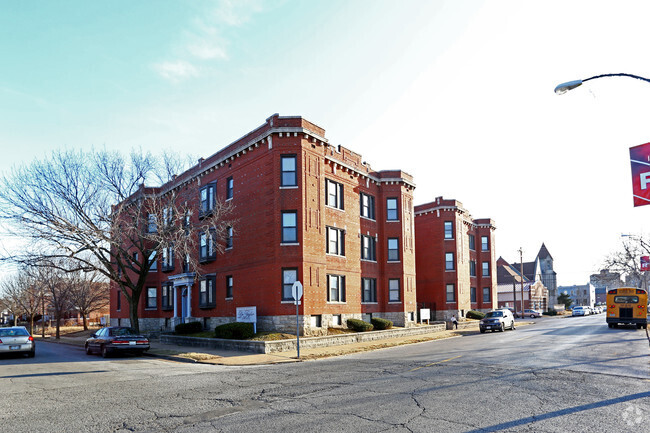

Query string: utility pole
[519,247,525,317]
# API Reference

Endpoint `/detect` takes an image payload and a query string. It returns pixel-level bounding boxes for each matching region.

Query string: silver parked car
[0,326,35,357]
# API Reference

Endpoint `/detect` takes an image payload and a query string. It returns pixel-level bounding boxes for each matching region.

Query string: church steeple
[537,243,553,260]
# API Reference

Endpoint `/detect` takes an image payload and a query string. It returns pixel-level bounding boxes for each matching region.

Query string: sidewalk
[36,327,487,366]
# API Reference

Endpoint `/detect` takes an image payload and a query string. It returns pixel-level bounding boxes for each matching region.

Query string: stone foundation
[113,311,417,336]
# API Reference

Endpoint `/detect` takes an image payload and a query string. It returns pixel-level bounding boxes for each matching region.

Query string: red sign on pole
[630,142,650,207]
[641,256,650,272]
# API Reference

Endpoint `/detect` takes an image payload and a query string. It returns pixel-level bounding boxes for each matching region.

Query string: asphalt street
[1,314,648,432]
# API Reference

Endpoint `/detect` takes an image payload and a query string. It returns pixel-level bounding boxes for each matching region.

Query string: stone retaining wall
[160,322,447,354]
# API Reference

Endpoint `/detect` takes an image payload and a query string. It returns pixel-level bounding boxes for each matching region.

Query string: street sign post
[641,256,650,272]
[292,281,303,358]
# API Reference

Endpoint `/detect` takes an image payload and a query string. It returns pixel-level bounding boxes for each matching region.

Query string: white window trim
[279,186,299,190]
[281,242,300,246]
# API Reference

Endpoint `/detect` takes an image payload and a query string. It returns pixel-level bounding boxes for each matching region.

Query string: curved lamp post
[554,73,650,95]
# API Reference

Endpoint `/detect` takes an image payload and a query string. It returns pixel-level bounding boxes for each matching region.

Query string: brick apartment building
[110,114,417,334]
[414,197,497,320]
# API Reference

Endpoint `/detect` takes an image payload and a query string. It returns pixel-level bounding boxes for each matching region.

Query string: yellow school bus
[606,287,648,329]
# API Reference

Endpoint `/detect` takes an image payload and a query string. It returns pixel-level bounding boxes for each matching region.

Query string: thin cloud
[153,0,277,82]
[153,61,199,83]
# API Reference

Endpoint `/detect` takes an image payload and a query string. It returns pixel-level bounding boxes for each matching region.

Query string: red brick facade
[414,197,497,320]
[111,114,417,334]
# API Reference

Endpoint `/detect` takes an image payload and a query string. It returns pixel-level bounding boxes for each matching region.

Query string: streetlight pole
[555,73,650,95]
[518,247,525,317]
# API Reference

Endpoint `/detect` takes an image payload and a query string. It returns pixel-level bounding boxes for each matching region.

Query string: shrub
[371,317,393,330]
[466,310,485,320]
[543,309,558,316]
[215,322,255,339]
[346,318,374,332]
[174,321,203,334]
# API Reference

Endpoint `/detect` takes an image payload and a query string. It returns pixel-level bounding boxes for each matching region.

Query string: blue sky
[3,0,650,285]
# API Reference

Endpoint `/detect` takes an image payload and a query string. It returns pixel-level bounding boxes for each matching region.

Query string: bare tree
[68,269,109,330]
[0,273,40,333]
[32,263,73,339]
[0,149,234,333]
[0,278,23,326]
[602,236,650,289]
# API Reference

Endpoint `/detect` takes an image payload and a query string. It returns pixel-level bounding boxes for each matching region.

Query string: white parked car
[572,306,587,316]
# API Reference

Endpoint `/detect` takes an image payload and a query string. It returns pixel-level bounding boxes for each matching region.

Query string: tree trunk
[55,314,61,339]
[29,315,34,335]
[129,298,140,333]
[82,314,88,330]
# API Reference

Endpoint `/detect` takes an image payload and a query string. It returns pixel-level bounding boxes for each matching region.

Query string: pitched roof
[537,243,553,260]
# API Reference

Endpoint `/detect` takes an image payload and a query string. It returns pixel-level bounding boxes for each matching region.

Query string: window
[445,252,455,271]
[470,260,476,277]
[444,221,453,239]
[470,287,477,303]
[162,207,173,227]
[146,287,157,309]
[328,274,346,302]
[282,268,297,301]
[148,251,157,272]
[469,234,475,250]
[362,278,377,303]
[199,276,216,308]
[361,235,376,261]
[481,236,489,251]
[161,245,174,272]
[326,179,344,209]
[326,226,345,256]
[483,287,491,302]
[180,253,189,273]
[226,177,233,200]
[281,155,297,187]
[389,279,400,302]
[199,182,216,216]
[360,193,375,220]
[386,198,398,221]
[388,238,399,261]
[226,275,233,299]
[310,315,322,328]
[199,230,216,262]
[482,262,490,277]
[446,284,455,302]
[282,211,298,243]
[226,226,233,249]
[161,283,173,310]
[116,289,121,311]
[147,214,157,233]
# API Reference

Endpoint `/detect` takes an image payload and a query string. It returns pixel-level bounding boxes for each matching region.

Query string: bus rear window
[614,296,639,303]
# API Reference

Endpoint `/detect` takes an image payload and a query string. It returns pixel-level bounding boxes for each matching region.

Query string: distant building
[558,283,596,307]
[414,197,497,320]
[589,269,623,304]
[496,257,548,311]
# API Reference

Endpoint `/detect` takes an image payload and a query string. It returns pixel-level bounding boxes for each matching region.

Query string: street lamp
[554,73,650,95]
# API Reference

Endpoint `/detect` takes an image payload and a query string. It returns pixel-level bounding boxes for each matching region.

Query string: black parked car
[85,327,150,358]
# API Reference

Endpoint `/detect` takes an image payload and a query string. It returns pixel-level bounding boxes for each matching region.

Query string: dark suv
[479,309,516,333]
